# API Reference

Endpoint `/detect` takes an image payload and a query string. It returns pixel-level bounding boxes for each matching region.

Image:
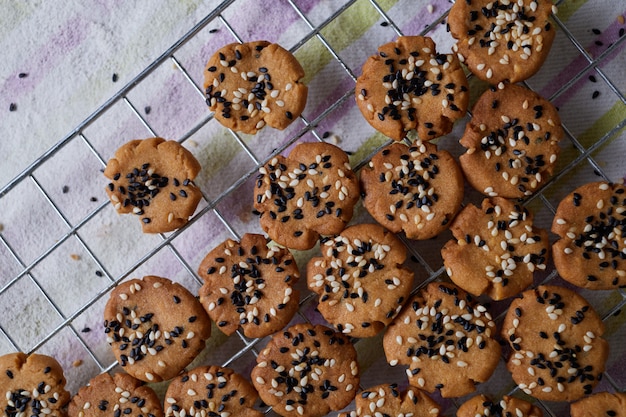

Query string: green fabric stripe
[554,0,588,23]
[576,101,626,149]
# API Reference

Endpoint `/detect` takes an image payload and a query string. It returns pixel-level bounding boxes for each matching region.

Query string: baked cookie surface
[383,282,501,398]
[459,84,563,198]
[204,40,307,134]
[0,352,70,417]
[251,323,359,417]
[104,137,202,233]
[103,275,211,383]
[456,394,543,417]
[356,35,469,141]
[442,196,549,300]
[552,181,626,290]
[254,142,360,250]
[339,383,442,417]
[360,140,464,240]
[307,223,414,337]
[198,233,300,338]
[570,391,626,417]
[448,0,557,84]
[501,285,608,402]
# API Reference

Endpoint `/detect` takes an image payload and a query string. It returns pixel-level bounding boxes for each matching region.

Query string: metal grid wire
[1,0,625,415]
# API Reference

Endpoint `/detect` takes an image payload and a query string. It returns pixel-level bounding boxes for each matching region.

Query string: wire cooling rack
[1,0,625,416]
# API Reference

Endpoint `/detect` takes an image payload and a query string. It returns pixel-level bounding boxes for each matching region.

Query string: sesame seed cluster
[456,394,543,417]
[338,383,442,417]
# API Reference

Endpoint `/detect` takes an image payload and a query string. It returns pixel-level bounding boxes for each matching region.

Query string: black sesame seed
[9,103,17,112]
[112,73,119,82]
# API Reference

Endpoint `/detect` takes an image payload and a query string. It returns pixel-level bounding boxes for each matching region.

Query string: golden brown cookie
[69,373,163,417]
[104,137,202,233]
[355,35,469,141]
[307,223,414,338]
[383,282,501,398]
[360,140,464,240]
[253,142,360,250]
[251,323,359,417]
[203,40,307,134]
[501,285,609,402]
[0,352,70,417]
[103,276,211,383]
[164,365,263,417]
[339,384,442,417]
[570,391,626,417]
[442,196,549,300]
[552,181,626,290]
[197,233,300,338]
[459,84,563,198]
[448,0,558,84]
[456,394,543,417]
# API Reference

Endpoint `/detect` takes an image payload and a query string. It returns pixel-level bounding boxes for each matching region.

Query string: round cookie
[197,233,300,338]
[459,83,563,198]
[448,0,558,84]
[501,285,609,402]
[360,140,464,240]
[356,35,469,141]
[457,394,543,417]
[570,391,626,417]
[164,365,263,417]
[103,275,211,383]
[0,352,70,417]
[203,40,307,134]
[69,372,163,417]
[251,323,359,417]
[253,141,360,251]
[552,181,626,290]
[383,282,501,398]
[339,384,442,417]
[442,196,549,300]
[307,223,414,337]
[104,137,202,233]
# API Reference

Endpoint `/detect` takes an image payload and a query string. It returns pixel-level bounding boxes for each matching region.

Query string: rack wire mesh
[1,0,625,416]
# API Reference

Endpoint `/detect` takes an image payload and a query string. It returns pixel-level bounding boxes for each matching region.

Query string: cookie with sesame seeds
[197,233,300,338]
[552,181,626,290]
[253,141,360,251]
[251,323,360,417]
[164,365,263,417]
[570,391,626,417]
[448,0,558,84]
[383,282,501,398]
[307,223,414,337]
[0,352,70,417]
[103,275,211,383]
[68,372,163,417]
[338,383,443,417]
[104,137,202,233]
[356,35,469,141]
[360,140,464,240]
[501,285,609,402]
[203,40,307,134]
[456,394,543,417]
[459,83,563,198]
[442,196,549,300]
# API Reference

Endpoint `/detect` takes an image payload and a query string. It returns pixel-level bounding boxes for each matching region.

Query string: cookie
[356,35,469,141]
[197,233,300,338]
[456,394,543,417]
[501,285,609,401]
[448,0,558,84]
[442,196,549,300]
[339,384,442,417]
[360,140,464,240]
[103,275,211,383]
[383,282,501,398]
[552,181,626,290]
[307,223,414,337]
[68,372,163,417]
[104,137,202,233]
[459,83,563,198]
[251,323,359,417]
[570,391,626,417]
[253,141,360,250]
[164,365,263,417]
[203,40,307,134]
[0,352,70,417]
